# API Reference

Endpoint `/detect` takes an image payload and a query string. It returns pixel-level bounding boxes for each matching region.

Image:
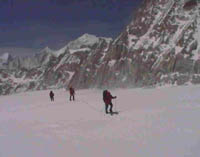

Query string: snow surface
[1,85,200,157]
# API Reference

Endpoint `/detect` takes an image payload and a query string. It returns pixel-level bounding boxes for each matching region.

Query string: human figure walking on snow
[69,86,75,101]
[49,90,54,101]
[103,90,117,114]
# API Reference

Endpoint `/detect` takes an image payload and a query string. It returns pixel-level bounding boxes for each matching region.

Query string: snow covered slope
[1,85,200,157]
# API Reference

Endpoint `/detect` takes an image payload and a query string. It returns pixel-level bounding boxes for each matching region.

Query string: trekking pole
[115,97,117,112]
[115,97,121,114]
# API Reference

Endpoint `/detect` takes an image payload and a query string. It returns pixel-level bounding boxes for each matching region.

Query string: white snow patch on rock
[69,48,91,54]
[108,60,116,67]
[52,46,68,57]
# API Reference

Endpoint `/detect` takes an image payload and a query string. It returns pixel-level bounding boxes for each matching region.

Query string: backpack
[50,91,54,97]
[70,88,75,95]
[103,90,107,100]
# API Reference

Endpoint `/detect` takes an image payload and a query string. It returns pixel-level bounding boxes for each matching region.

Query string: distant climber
[103,90,117,114]
[69,86,75,101]
[49,91,54,101]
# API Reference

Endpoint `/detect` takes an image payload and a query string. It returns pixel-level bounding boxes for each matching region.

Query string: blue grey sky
[0,0,142,55]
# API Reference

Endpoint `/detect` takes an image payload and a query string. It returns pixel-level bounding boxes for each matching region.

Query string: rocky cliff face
[86,0,200,88]
[1,0,200,95]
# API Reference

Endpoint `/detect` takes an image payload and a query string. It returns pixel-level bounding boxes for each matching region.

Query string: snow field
[1,85,200,156]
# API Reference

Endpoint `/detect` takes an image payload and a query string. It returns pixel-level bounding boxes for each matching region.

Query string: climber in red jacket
[49,90,54,101]
[69,86,75,101]
[103,90,117,114]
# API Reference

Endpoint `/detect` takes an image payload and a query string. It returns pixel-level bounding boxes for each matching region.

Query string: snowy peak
[67,33,100,50]
[0,53,12,65]
[40,47,54,54]
[0,53,10,61]
[77,33,99,43]
[76,33,112,45]
[40,46,68,57]
[78,33,98,40]
[37,34,112,58]
[38,34,113,57]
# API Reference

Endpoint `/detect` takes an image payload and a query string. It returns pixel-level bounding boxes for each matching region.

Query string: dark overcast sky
[0,0,142,55]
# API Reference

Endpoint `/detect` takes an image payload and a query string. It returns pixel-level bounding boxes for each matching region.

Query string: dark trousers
[50,97,54,101]
[105,103,113,113]
[70,95,75,101]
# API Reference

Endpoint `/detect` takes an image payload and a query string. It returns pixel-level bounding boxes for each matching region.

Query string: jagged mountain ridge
[0,34,112,95]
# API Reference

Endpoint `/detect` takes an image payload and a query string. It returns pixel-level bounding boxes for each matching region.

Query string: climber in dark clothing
[49,91,54,101]
[103,90,117,114]
[69,87,75,101]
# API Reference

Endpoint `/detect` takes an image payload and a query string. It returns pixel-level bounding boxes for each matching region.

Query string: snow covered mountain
[1,0,200,95]
[0,34,112,95]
